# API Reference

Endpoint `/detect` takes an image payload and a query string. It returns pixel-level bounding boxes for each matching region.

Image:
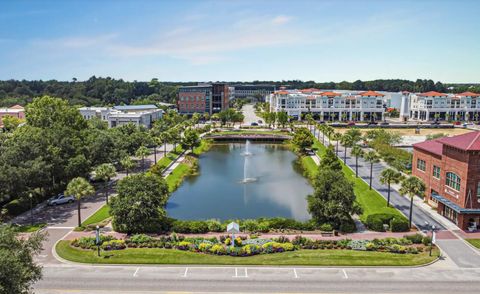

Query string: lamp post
[95,225,101,257]
[425,221,436,256]
[28,193,33,226]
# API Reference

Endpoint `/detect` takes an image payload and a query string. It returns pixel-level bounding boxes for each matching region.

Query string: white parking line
[244,268,248,278]
[183,267,188,278]
[293,268,298,278]
[342,269,348,279]
[233,267,248,278]
[133,267,140,277]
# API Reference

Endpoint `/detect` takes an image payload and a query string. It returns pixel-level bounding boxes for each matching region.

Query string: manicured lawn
[312,137,407,222]
[466,239,480,249]
[300,156,318,179]
[82,205,111,226]
[56,240,439,266]
[14,223,47,233]
[166,163,191,192]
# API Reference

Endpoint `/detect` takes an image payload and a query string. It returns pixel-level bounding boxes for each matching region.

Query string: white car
[47,194,75,206]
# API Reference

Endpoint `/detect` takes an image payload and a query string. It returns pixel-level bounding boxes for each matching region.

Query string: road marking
[293,268,298,278]
[233,267,238,277]
[183,267,188,277]
[244,268,248,278]
[133,267,140,277]
[342,269,348,279]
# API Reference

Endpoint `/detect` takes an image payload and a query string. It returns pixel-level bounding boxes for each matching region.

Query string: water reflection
[166,143,313,221]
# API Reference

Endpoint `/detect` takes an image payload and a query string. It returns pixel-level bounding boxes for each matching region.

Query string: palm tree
[364,151,380,190]
[350,145,364,177]
[332,132,342,156]
[380,168,404,207]
[159,131,171,156]
[305,113,314,131]
[135,146,150,172]
[94,163,117,204]
[340,134,353,162]
[65,177,95,227]
[325,126,334,146]
[399,176,426,228]
[120,156,135,176]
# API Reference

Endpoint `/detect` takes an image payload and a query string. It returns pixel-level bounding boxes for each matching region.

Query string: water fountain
[241,140,256,183]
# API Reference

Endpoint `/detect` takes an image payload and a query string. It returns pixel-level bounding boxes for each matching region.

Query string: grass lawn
[300,156,318,179]
[56,240,438,266]
[82,205,111,226]
[466,239,480,249]
[166,163,191,192]
[312,137,407,222]
[14,223,47,233]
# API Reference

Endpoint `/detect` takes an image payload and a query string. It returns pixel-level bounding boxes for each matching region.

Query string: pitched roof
[413,139,444,156]
[299,88,320,93]
[438,131,480,151]
[456,91,480,97]
[274,90,290,95]
[319,91,341,97]
[359,90,384,97]
[418,91,447,97]
[10,104,24,109]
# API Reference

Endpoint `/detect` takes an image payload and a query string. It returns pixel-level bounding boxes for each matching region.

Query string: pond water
[166,142,313,221]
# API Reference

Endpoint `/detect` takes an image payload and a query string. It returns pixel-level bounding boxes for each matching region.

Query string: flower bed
[70,233,432,257]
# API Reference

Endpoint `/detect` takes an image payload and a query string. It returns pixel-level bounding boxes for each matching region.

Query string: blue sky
[0,0,479,82]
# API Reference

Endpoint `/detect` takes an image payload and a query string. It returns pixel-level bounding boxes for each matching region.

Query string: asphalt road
[242,104,263,125]
[35,265,480,294]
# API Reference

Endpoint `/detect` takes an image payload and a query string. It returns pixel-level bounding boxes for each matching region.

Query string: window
[446,172,461,191]
[477,182,480,203]
[433,166,441,179]
[417,159,426,172]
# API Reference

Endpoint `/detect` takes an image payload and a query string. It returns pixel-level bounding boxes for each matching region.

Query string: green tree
[192,113,201,128]
[332,132,342,156]
[364,151,380,190]
[135,146,150,172]
[318,145,342,172]
[307,168,361,230]
[65,177,95,227]
[340,134,354,163]
[380,168,404,207]
[1,115,23,132]
[292,127,314,153]
[94,163,117,204]
[181,128,201,153]
[0,225,46,294]
[276,111,289,128]
[120,156,135,176]
[110,173,169,233]
[350,145,364,177]
[399,176,425,228]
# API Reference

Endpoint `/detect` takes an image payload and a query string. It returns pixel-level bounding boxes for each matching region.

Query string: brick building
[178,83,232,115]
[412,131,480,231]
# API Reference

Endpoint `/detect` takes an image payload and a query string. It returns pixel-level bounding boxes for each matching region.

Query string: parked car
[47,194,75,206]
[251,122,259,126]
[453,121,461,125]
[347,121,356,126]
[367,121,378,126]
[380,121,390,126]
[257,120,263,124]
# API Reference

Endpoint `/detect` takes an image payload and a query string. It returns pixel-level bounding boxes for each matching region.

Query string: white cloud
[271,15,292,25]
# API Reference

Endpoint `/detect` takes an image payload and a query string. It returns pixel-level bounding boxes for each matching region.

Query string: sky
[0,0,479,83]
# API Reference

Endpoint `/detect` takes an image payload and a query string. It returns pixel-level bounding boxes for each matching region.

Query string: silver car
[47,194,75,206]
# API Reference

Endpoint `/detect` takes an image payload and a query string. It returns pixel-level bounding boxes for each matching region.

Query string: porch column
[360,111,364,121]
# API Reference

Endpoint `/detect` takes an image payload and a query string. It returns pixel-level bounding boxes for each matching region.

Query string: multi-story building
[405,91,480,121]
[232,84,276,101]
[412,131,480,231]
[79,104,163,128]
[178,83,231,115]
[268,89,386,121]
[0,104,25,127]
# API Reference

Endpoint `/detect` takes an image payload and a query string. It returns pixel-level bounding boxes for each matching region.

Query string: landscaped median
[56,233,439,266]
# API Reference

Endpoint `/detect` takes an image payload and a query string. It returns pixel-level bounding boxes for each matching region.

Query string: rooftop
[456,91,480,97]
[113,105,158,111]
[438,131,480,151]
[418,91,447,97]
[359,90,385,97]
[413,139,444,156]
[320,91,341,97]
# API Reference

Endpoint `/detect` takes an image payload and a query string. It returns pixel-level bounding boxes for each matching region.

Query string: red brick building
[178,83,232,115]
[412,131,480,231]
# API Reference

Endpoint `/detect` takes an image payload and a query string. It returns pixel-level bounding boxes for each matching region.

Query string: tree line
[1,77,479,108]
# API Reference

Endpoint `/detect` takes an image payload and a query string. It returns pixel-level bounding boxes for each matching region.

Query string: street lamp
[425,221,436,256]
[28,193,33,226]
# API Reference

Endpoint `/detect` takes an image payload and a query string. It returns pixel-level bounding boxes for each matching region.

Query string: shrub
[71,235,114,249]
[198,242,212,252]
[205,219,223,232]
[224,238,231,246]
[171,220,209,234]
[390,217,410,232]
[129,234,153,244]
[347,240,368,251]
[404,233,424,244]
[241,244,261,256]
[273,236,290,243]
[422,236,432,246]
[4,198,30,217]
[292,235,308,246]
[176,241,193,251]
[209,244,226,255]
[242,219,260,232]
[101,240,126,251]
[407,247,419,254]
[365,213,396,232]
[234,237,242,246]
[339,218,356,233]
[280,242,295,251]
[365,242,377,251]
[320,223,333,231]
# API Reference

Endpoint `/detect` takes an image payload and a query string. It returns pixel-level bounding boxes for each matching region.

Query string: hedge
[365,213,396,232]
[390,217,410,232]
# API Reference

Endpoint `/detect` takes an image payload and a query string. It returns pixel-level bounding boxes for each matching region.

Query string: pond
[166,142,313,221]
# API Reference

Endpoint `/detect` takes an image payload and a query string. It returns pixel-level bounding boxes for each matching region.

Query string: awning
[431,192,480,214]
